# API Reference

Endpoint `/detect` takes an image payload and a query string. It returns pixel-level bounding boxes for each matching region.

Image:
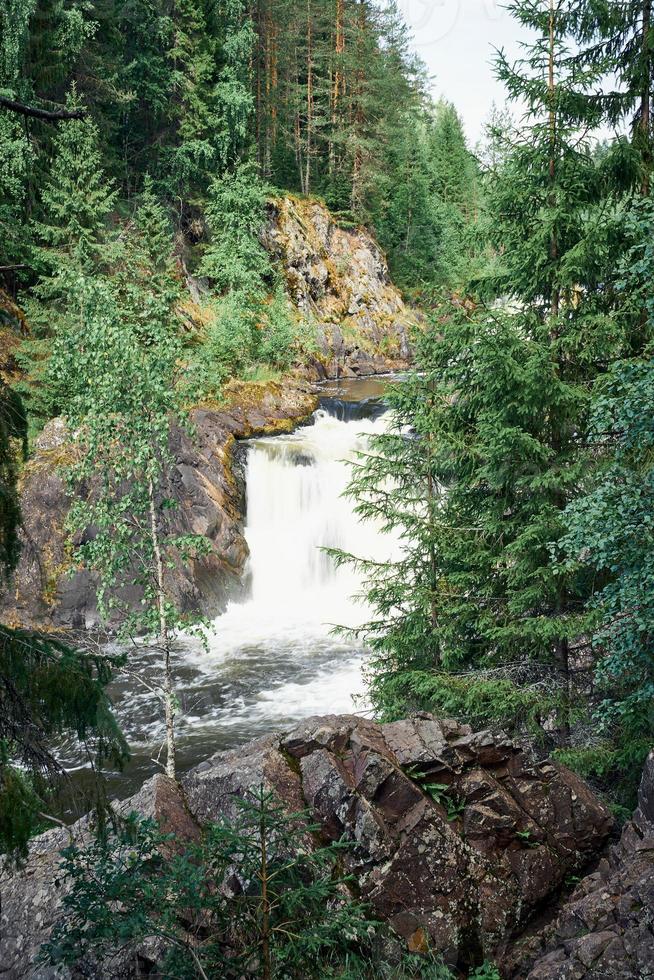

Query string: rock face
[0,715,618,978]
[0,775,197,980]
[184,714,613,970]
[511,750,654,979]
[1,380,317,630]
[263,197,415,379]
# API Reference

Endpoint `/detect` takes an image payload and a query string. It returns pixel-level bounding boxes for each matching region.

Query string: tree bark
[148,475,176,780]
[305,0,314,194]
[641,0,652,195]
[548,0,560,319]
[0,95,86,122]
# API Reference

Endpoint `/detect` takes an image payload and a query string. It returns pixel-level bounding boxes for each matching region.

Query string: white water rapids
[83,381,395,792]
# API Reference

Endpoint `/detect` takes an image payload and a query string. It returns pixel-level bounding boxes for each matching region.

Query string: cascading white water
[192,407,394,719]
[242,408,388,623]
[87,388,396,790]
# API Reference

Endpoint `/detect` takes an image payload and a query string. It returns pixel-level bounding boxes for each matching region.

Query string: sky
[399,0,533,147]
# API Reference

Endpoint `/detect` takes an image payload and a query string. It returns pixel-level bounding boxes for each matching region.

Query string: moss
[20,444,77,484]
[280,748,302,777]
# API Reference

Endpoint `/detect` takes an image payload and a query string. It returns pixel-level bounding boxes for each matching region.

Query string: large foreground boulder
[510,750,654,979]
[0,715,617,978]
[184,714,614,970]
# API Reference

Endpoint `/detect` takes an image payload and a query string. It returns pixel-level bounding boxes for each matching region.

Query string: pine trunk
[305,0,313,195]
[548,0,560,319]
[641,0,652,195]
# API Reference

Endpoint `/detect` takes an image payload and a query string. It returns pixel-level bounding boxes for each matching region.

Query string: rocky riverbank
[0,379,319,630]
[3,713,650,979]
[1,193,416,632]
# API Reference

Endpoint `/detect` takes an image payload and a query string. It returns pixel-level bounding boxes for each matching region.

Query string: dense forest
[1,0,654,977]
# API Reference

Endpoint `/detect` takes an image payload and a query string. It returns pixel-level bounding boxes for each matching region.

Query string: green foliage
[44,181,209,777]
[337,0,641,762]
[468,964,501,980]
[556,201,654,808]
[200,160,271,293]
[17,96,117,420]
[0,626,127,860]
[191,286,315,400]
[41,787,452,979]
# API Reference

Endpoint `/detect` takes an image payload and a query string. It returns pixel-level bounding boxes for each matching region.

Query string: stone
[262,197,416,379]
[512,749,654,979]
[186,713,612,970]
[0,775,198,980]
[1,716,622,978]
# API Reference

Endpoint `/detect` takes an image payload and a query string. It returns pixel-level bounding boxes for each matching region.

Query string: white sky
[399,0,533,147]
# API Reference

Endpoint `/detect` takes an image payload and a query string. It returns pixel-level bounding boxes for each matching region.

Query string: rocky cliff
[1,380,317,630]
[510,749,654,979]
[0,714,617,978]
[264,196,415,379]
[1,197,414,631]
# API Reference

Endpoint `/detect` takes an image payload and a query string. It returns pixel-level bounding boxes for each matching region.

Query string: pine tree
[17,90,116,420]
[0,0,37,274]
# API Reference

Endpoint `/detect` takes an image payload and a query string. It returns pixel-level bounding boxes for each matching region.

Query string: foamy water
[68,383,396,791]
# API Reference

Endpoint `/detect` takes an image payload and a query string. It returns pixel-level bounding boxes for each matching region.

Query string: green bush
[41,787,453,979]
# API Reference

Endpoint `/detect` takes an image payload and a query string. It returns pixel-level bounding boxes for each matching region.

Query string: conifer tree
[569,0,654,193]
[18,91,116,420]
[341,0,622,744]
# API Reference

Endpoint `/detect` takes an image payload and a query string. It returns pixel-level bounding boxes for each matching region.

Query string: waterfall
[91,391,396,788]
[191,404,394,726]
[243,408,389,621]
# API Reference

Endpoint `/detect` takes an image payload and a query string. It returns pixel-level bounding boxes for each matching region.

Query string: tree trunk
[330,0,345,173]
[548,0,560,318]
[148,476,176,780]
[305,0,313,195]
[555,635,571,744]
[259,802,271,980]
[641,0,652,195]
[0,95,86,122]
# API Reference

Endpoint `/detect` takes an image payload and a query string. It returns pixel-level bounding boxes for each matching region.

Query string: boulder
[512,750,654,979]
[1,716,618,978]
[184,713,613,970]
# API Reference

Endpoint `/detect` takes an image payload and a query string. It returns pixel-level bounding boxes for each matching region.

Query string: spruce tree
[18,91,116,420]
[557,198,654,806]
[341,0,622,744]
[569,0,654,193]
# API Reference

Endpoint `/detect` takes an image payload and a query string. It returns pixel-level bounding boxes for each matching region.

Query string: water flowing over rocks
[0,714,618,978]
[0,380,318,630]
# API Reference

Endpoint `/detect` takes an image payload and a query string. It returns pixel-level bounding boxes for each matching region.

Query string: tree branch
[0,95,86,122]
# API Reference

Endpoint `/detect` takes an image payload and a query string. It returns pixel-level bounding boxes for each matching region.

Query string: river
[67,375,396,797]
